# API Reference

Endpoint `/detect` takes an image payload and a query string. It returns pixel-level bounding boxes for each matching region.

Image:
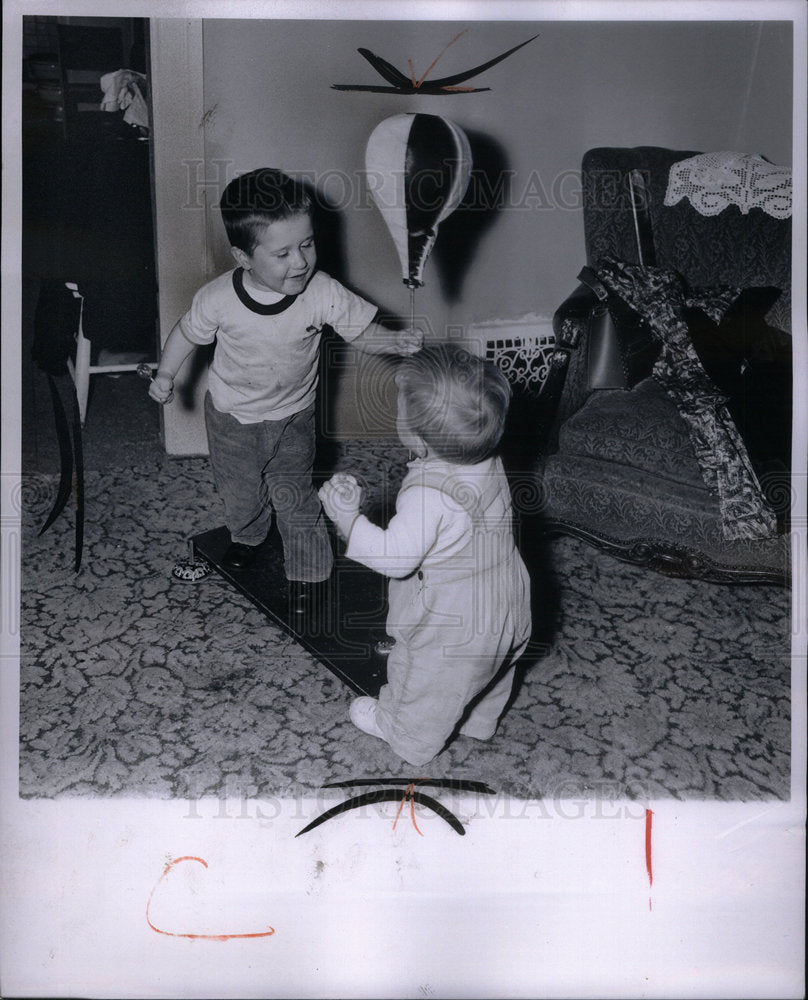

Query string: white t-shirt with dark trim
[179,268,377,423]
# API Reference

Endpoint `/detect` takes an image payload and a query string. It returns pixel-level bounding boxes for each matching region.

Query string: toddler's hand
[149,372,175,405]
[319,473,363,537]
[396,327,423,356]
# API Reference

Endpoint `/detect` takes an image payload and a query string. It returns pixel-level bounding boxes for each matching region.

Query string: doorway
[22,15,160,470]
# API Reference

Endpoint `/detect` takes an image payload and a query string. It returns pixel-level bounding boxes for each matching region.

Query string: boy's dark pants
[204,393,333,582]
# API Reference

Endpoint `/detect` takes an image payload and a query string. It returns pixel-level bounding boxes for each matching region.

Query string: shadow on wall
[432,129,511,304]
[309,181,349,286]
[176,342,214,411]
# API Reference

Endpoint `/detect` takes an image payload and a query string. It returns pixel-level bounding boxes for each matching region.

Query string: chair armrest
[505,283,599,465]
[552,283,599,349]
[549,283,600,430]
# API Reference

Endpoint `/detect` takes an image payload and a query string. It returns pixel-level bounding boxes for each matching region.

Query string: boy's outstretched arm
[148,323,197,404]
[351,319,423,357]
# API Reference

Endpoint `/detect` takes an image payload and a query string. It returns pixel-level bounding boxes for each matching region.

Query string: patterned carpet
[18,439,791,802]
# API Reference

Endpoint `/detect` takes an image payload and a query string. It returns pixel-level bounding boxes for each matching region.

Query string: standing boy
[150,168,421,600]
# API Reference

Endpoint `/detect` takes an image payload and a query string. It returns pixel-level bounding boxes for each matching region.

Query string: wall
[153,16,793,452]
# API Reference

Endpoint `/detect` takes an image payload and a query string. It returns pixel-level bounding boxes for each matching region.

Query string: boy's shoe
[222,541,259,570]
[349,697,386,742]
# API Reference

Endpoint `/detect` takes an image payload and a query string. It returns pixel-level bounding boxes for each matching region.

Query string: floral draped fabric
[595,259,777,541]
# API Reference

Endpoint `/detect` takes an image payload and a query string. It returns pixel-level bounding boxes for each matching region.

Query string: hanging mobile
[364,113,473,329]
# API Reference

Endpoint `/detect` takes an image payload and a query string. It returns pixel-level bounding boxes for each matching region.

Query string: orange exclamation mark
[645,808,654,911]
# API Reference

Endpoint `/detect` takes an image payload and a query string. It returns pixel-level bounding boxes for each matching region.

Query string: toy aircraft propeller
[333,29,538,93]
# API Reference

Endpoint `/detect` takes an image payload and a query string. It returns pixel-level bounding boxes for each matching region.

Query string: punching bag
[365,114,472,288]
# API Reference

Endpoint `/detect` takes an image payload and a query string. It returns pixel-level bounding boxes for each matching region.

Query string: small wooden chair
[64,282,155,426]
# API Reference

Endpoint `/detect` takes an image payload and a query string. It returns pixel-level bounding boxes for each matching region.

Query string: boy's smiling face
[232,212,317,296]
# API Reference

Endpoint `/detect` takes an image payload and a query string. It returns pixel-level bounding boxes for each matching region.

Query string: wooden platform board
[192,526,390,696]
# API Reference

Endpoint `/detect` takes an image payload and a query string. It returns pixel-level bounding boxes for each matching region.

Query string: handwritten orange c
[146,855,275,940]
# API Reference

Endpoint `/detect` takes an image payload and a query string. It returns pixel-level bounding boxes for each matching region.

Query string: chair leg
[66,283,90,427]
[72,332,91,427]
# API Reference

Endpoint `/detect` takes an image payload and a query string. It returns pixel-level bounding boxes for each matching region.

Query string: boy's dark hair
[397,343,511,464]
[220,168,313,253]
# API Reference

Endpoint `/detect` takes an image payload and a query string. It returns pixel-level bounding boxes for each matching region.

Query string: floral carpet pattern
[18,440,791,801]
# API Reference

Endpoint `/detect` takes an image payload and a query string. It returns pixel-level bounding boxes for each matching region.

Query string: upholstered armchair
[538,146,792,584]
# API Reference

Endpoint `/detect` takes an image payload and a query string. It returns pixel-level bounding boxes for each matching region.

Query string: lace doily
[664,152,792,218]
